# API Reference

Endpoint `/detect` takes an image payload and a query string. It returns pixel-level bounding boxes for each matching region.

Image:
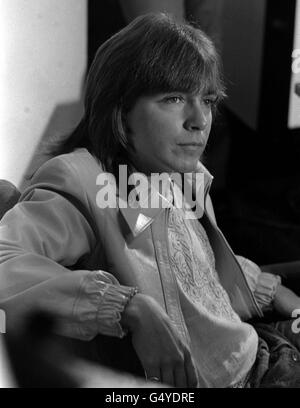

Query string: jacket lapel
[119,161,213,237]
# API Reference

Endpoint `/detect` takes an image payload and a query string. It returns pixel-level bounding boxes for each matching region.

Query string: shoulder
[34,148,102,181]
[24,149,105,203]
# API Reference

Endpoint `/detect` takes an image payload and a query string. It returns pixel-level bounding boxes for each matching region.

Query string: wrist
[121,293,147,333]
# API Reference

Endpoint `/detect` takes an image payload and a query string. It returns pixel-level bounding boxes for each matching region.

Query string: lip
[178,143,204,146]
[177,143,205,152]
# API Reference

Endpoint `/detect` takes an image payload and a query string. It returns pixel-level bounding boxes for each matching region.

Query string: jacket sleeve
[236,256,281,313]
[0,156,137,341]
[204,194,280,314]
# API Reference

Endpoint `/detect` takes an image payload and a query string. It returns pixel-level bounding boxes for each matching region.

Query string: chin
[159,158,198,174]
[176,161,198,174]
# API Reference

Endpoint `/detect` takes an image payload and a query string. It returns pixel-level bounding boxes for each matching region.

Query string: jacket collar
[119,162,214,238]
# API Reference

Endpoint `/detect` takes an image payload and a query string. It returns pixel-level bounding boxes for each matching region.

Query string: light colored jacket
[0,148,263,371]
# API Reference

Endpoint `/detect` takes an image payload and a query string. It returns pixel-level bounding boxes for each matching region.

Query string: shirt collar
[118,161,214,238]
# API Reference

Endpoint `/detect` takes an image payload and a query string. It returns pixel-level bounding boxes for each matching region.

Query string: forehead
[139,70,220,99]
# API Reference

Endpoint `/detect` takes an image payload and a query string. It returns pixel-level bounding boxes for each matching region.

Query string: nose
[183,102,208,132]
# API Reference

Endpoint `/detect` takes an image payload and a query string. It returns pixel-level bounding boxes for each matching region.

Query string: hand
[121,293,198,388]
[273,284,300,318]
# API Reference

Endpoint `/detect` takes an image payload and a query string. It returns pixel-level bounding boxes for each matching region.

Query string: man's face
[127,91,216,175]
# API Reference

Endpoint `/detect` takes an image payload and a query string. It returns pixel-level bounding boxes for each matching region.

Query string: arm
[121,293,198,387]
[0,157,136,340]
[0,156,199,386]
[237,256,300,318]
[205,195,297,318]
[272,285,300,318]
[261,261,300,296]
[261,261,300,317]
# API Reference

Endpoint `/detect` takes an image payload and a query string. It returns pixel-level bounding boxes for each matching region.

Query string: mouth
[178,143,204,147]
[177,143,205,152]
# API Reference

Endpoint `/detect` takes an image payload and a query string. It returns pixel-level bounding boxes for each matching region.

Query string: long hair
[50,13,226,176]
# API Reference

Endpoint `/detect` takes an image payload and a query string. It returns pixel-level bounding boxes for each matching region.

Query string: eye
[203,96,218,107]
[163,95,185,104]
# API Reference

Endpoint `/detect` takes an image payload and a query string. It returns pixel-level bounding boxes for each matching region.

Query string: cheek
[208,114,213,131]
[201,115,212,143]
[135,117,177,152]
[205,123,212,139]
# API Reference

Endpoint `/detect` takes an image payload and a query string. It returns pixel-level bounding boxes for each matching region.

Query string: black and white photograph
[1,0,300,391]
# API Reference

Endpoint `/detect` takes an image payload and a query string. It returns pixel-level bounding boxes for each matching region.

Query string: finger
[145,367,161,384]
[184,350,199,388]
[174,364,187,388]
[161,365,175,387]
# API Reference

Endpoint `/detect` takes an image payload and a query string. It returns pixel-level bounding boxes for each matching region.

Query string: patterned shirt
[168,207,240,323]
[166,199,258,387]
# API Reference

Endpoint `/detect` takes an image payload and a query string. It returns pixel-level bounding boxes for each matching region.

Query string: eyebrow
[154,89,219,100]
